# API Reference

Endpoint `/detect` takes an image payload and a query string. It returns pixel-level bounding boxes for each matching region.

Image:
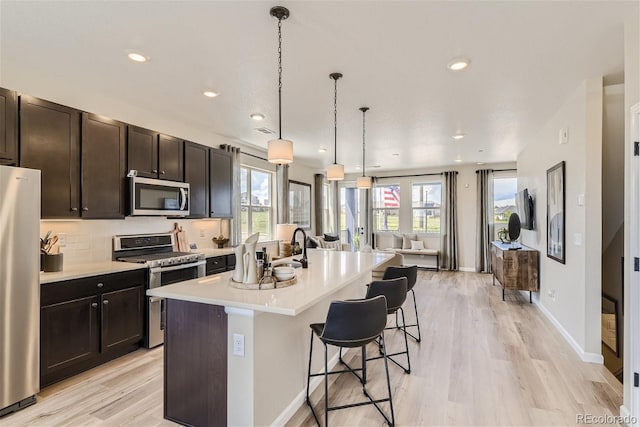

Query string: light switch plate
[559,127,569,144]
[577,194,585,206]
[233,333,245,357]
[574,233,582,246]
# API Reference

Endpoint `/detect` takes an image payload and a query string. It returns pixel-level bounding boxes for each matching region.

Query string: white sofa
[374,232,440,271]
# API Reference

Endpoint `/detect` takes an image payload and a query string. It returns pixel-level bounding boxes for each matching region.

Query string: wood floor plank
[0,271,622,427]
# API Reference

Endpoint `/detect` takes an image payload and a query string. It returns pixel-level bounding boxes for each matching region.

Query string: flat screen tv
[516,188,535,230]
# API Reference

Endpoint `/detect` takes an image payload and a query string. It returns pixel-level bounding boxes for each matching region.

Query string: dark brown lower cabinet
[165,300,227,427]
[40,269,146,388]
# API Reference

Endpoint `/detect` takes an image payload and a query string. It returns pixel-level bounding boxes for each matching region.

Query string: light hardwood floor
[1,271,622,426]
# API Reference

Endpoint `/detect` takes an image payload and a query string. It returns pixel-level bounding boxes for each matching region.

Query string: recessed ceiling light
[250,113,265,121]
[203,91,219,98]
[318,147,327,153]
[452,132,466,140]
[477,162,485,165]
[127,52,149,63]
[455,159,463,163]
[447,58,470,71]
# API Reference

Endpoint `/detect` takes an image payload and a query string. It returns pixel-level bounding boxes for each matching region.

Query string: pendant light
[326,73,344,181]
[357,107,372,189]
[267,6,293,164]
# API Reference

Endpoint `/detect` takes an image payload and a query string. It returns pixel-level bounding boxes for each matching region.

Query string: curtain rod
[475,168,517,173]
[372,171,457,179]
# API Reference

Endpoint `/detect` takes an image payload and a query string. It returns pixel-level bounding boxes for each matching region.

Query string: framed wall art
[547,161,565,264]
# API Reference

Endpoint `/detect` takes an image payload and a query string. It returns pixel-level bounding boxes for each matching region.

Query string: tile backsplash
[40,218,230,266]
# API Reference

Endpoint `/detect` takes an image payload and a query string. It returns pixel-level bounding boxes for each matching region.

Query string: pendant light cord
[333,77,338,165]
[277,17,283,140]
[362,109,366,177]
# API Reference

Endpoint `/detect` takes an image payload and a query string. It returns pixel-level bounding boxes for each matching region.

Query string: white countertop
[147,250,393,316]
[40,261,146,284]
[198,247,234,257]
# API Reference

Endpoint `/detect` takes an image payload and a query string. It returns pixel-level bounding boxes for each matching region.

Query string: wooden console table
[490,241,539,303]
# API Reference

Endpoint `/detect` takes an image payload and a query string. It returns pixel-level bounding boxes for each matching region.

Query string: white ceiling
[0,1,634,173]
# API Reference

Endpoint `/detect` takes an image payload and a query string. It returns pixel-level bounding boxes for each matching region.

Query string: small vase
[243,242,258,284]
[232,244,245,283]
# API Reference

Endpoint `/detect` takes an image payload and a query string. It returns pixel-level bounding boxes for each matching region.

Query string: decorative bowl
[273,266,295,281]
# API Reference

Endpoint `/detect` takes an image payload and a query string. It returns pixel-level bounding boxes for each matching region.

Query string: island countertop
[147,250,393,316]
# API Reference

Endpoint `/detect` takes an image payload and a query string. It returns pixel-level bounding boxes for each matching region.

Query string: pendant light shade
[267,139,293,164]
[326,73,344,181]
[267,6,294,165]
[327,163,345,181]
[357,106,371,189]
[357,175,372,189]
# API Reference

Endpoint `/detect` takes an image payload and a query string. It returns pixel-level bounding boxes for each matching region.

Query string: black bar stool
[306,295,395,426]
[383,265,421,342]
[364,277,411,374]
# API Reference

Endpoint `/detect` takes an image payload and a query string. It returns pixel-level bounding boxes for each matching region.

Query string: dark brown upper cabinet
[81,113,126,219]
[0,87,18,165]
[209,148,232,218]
[158,134,183,181]
[184,142,209,218]
[127,125,159,179]
[20,96,81,219]
[127,126,183,182]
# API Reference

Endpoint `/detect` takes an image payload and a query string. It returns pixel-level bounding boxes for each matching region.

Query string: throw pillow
[324,240,342,250]
[391,233,403,249]
[402,233,417,249]
[410,240,425,250]
[323,233,340,242]
[306,237,318,249]
[310,236,324,248]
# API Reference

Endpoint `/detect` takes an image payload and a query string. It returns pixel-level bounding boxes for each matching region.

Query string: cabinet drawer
[206,256,227,275]
[41,269,147,306]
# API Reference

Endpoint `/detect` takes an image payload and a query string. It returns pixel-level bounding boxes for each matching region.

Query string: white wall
[517,78,603,360]
[352,161,516,271]
[623,4,640,413]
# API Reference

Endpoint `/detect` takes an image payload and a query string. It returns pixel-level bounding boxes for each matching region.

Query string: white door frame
[631,102,640,422]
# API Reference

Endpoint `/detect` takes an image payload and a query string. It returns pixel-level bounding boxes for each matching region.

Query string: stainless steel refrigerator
[0,166,40,416]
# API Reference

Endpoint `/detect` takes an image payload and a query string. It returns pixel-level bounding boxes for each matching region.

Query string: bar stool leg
[306,330,314,405]
[400,307,411,374]
[380,332,396,427]
[324,343,329,427]
[361,345,367,385]
[410,288,422,342]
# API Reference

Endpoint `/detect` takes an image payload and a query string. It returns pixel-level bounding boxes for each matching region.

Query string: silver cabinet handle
[160,170,166,175]
[82,207,89,211]
[71,207,78,211]
[97,282,104,288]
[152,169,158,174]
[91,303,98,308]
[103,300,109,305]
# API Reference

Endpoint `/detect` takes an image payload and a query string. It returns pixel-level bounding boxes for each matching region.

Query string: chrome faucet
[291,227,308,268]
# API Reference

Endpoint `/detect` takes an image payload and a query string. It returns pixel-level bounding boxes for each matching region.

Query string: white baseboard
[620,405,632,426]
[534,298,603,364]
[270,350,342,426]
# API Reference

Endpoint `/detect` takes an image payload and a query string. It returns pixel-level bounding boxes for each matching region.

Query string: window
[372,184,400,232]
[240,166,273,240]
[493,176,517,240]
[412,182,442,233]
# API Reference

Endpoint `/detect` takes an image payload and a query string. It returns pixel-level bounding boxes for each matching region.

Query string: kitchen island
[147,250,393,427]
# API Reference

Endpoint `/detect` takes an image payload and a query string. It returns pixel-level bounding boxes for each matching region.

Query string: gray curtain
[220,144,241,246]
[441,171,459,270]
[476,169,494,272]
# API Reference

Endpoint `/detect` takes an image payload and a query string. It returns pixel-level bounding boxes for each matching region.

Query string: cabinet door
[101,286,144,352]
[185,142,209,218]
[158,134,183,182]
[41,296,99,380]
[20,96,81,218]
[206,256,227,275]
[0,87,18,165]
[81,113,126,218]
[209,149,233,218]
[127,125,158,178]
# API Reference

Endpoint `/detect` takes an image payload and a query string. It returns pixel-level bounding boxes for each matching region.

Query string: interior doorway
[339,184,368,250]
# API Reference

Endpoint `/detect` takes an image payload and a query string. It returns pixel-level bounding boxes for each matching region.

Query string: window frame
[372,183,401,232]
[240,165,274,241]
[411,181,442,234]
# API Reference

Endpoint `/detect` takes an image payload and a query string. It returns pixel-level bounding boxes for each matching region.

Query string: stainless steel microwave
[129,176,190,216]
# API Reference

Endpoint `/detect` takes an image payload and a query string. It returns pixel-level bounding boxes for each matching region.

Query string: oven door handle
[149,260,206,274]
[179,188,187,211]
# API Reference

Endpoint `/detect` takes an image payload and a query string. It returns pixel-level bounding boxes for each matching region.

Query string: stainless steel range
[113,233,205,348]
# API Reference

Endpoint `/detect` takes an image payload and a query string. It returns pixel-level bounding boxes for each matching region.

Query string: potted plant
[497,227,509,243]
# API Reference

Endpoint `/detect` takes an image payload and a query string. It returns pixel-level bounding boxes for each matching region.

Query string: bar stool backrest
[320,295,388,348]
[383,265,418,291]
[366,277,408,313]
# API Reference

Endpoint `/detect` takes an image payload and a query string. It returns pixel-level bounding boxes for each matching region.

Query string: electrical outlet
[233,333,245,357]
[199,229,205,238]
[548,289,556,301]
[57,233,67,247]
